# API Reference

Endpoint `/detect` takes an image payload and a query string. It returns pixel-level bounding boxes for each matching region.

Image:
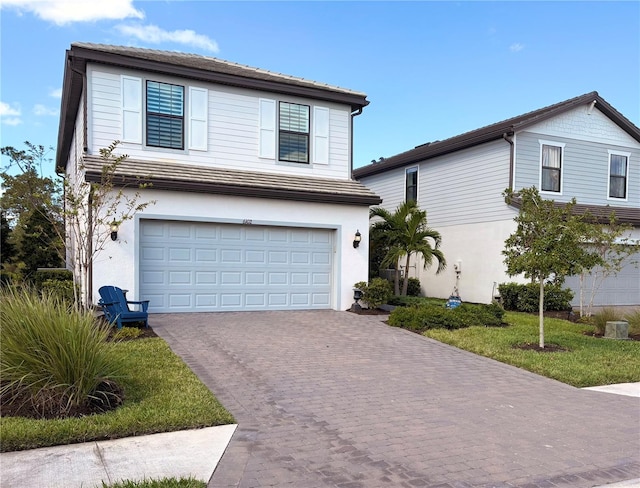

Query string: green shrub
[388,302,504,332]
[111,327,143,341]
[41,279,77,303]
[498,282,573,312]
[0,287,124,418]
[398,277,422,296]
[33,268,73,289]
[354,277,393,309]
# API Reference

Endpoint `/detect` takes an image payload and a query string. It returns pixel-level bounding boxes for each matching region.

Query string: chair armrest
[126,300,150,313]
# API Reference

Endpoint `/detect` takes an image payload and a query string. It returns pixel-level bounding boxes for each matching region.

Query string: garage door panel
[565,251,640,306]
[140,221,333,312]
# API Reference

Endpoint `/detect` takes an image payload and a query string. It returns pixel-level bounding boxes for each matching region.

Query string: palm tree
[370,201,446,296]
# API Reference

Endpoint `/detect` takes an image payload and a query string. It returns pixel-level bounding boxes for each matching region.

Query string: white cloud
[0,102,21,117]
[1,102,22,125]
[33,104,58,116]
[116,23,219,53]
[2,118,23,126]
[1,0,144,25]
[510,43,524,53]
[49,88,62,99]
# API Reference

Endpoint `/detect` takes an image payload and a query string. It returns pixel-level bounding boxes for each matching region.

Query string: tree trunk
[394,268,400,295]
[539,279,545,349]
[402,254,411,296]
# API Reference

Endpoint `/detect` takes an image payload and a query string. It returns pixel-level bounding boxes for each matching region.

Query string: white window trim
[607,149,631,202]
[538,139,566,195]
[312,106,330,165]
[405,166,419,203]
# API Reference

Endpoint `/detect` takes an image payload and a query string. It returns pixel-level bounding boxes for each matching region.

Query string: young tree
[577,213,639,317]
[1,143,63,277]
[64,141,155,308]
[503,187,602,348]
[2,140,154,308]
[370,200,446,296]
[17,205,63,277]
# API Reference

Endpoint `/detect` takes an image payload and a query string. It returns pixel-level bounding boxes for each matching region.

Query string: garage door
[565,251,640,307]
[139,220,333,312]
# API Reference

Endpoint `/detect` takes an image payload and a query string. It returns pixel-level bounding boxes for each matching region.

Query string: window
[279,102,310,163]
[609,152,629,199]
[541,144,562,192]
[406,167,418,202]
[146,81,184,149]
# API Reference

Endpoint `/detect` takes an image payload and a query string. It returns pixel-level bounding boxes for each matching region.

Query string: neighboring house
[56,43,380,313]
[354,92,640,307]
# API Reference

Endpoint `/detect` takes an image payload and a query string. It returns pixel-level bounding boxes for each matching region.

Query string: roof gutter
[502,132,515,190]
[350,107,363,180]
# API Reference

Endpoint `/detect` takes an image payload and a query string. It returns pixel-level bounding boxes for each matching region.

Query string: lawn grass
[1,338,235,452]
[423,311,640,387]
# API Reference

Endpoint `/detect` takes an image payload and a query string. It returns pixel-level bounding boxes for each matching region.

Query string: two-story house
[56,43,381,313]
[355,92,640,307]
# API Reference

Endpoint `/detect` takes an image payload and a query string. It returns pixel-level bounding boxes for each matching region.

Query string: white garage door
[565,251,640,307]
[139,220,334,312]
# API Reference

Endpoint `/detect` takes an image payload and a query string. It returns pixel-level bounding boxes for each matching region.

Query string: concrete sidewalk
[0,425,236,488]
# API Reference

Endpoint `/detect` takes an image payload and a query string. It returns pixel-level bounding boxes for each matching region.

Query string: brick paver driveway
[152,310,639,488]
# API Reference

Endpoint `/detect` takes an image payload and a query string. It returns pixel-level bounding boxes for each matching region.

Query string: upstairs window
[279,102,310,163]
[406,167,418,203]
[541,143,562,192]
[146,81,184,149]
[609,152,629,199]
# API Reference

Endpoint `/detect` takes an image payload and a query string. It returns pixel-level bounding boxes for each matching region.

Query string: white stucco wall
[411,219,525,304]
[91,188,370,312]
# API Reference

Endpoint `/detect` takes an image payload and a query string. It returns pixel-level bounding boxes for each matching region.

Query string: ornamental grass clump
[0,287,124,419]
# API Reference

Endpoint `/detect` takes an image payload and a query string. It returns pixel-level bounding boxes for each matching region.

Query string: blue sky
[1,0,638,173]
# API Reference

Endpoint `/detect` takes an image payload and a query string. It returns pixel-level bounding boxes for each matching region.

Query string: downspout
[502,132,515,191]
[349,107,363,180]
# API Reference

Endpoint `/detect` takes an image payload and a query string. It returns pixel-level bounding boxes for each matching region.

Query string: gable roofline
[353,92,640,179]
[56,43,369,171]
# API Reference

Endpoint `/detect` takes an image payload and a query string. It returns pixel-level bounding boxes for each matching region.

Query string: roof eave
[83,172,382,206]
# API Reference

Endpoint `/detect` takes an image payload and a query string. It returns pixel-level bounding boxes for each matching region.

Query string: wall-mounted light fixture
[353,230,362,248]
[110,220,119,241]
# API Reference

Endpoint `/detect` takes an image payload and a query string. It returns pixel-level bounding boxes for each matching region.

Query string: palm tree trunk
[402,254,411,296]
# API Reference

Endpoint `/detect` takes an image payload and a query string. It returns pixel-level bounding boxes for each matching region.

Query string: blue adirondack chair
[98,286,149,329]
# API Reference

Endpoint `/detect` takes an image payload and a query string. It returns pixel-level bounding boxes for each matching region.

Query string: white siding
[86,64,353,180]
[361,140,512,227]
[515,131,640,207]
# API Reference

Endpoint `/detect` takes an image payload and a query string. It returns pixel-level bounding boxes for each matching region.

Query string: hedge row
[388,302,505,333]
[497,282,573,313]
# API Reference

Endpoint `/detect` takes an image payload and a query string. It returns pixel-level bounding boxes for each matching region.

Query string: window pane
[542,168,560,192]
[147,82,183,116]
[146,81,184,149]
[280,103,309,132]
[609,176,626,198]
[610,154,627,177]
[279,133,309,163]
[542,145,561,168]
[406,168,418,202]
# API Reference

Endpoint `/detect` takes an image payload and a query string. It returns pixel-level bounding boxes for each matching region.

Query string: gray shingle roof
[354,91,640,178]
[71,43,367,98]
[82,156,382,206]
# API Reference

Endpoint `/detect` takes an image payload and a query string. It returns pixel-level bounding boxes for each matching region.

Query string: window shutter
[259,98,276,159]
[189,87,208,151]
[313,106,329,165]
[121,76,142,143]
